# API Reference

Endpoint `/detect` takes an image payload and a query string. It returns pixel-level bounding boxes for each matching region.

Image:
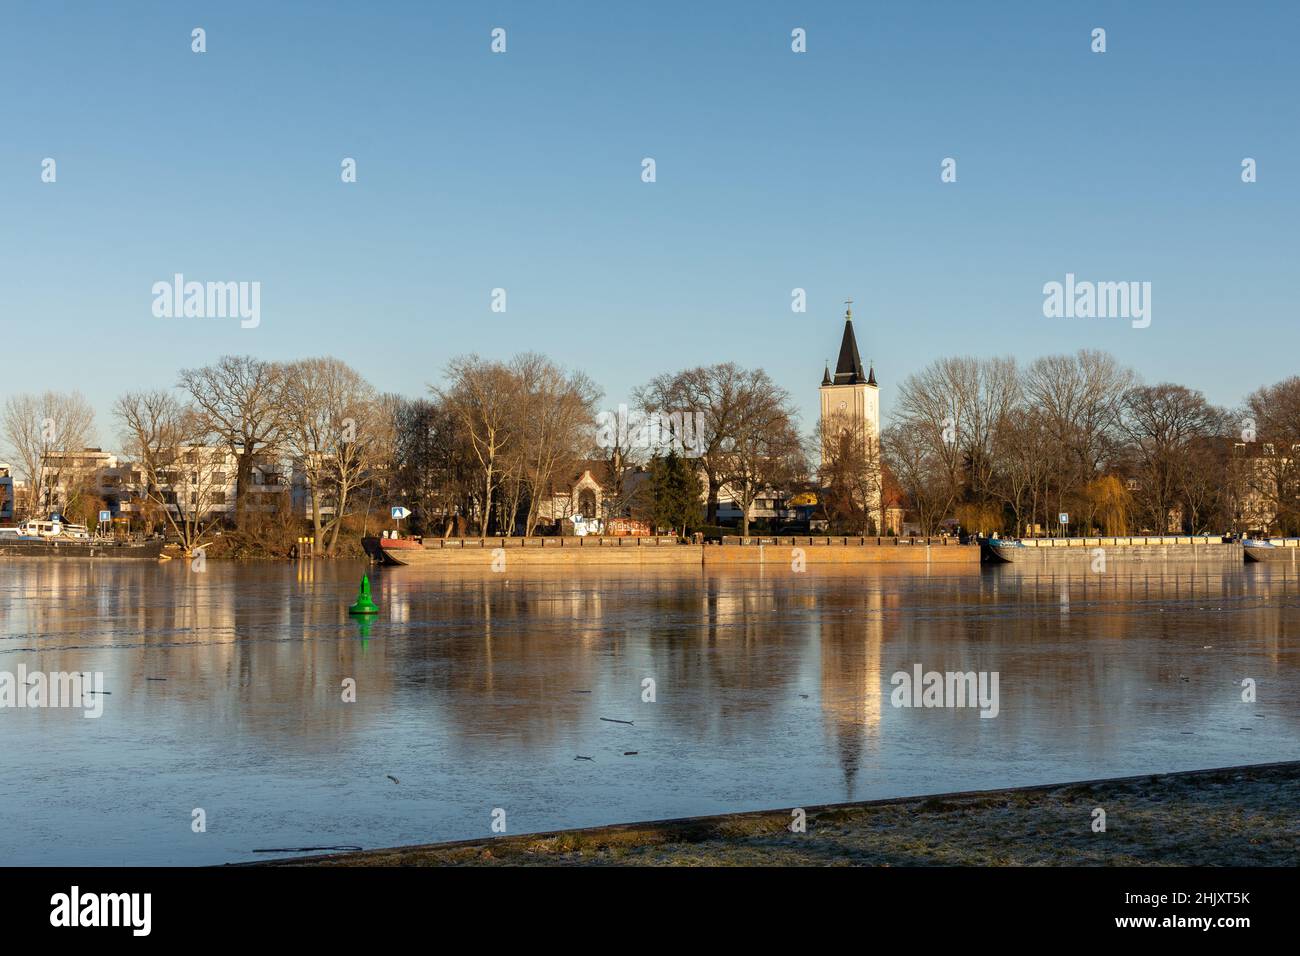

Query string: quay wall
[705,536,976,566]
[993,537,1241,563]
[1015,535,1236,550]
[372,535,1244,569]
[393,536,690,567]
[370,536,979,568]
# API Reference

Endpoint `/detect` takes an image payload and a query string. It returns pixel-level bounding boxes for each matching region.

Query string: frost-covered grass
[281,762,1300,867]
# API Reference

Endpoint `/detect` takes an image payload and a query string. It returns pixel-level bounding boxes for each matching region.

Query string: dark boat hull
[0,537,166,559]
[362,536,421,565]
[980,540,1027,563]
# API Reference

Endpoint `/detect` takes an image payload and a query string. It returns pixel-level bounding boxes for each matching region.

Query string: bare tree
[509,353,601,536]
[1242,377,1300,534]
[282,357,384,554]
[388,397,475,537]
[1022,350,1135,531]
[438,355,520,535]
[717,378,804,536]
[1178,432,1232,534]
[281,360,331,547]
[989,406,1053,535]
[1119,383,1224,533]
[636,363,774,524]
[882,421,955,536]
[114,390,224,553]
[952,357,1019,504]
[888,364,966,526]
[2,391,96,518]
[178,356,287,525]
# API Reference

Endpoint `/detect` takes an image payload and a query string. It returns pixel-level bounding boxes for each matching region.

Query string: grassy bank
[263,761,1299,867]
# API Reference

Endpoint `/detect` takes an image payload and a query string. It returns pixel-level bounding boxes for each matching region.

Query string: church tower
[819,301,882,527]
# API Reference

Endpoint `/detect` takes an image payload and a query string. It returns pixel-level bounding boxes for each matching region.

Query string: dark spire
[821,359,831,386]
[833,301,867,385]
[867,360,877,387]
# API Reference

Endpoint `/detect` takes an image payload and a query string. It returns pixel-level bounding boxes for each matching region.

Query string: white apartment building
[30,445,368,530]
[34,448,118,516]
[36,446,292,527]
[0,462,14,522]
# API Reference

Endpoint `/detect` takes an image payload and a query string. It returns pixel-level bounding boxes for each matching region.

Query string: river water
[1,556,1296,865]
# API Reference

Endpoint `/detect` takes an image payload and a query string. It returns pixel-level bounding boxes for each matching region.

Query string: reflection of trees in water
[439,570,820,749]
[405,575,620,747]
[7,561,1298,764]
[690,573,810,725]
[969,562,1297,752]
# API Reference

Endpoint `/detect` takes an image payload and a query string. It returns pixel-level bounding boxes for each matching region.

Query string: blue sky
[2,0,1296,447]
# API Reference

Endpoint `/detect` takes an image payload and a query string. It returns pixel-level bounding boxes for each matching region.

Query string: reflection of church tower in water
[819,587,884,800]
[819,300,882,526]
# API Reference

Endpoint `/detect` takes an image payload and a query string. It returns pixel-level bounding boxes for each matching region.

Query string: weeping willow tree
[1086,475,1131,535]
[954,501,1004,535]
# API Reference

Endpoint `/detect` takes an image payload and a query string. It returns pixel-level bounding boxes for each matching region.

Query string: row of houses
[0,447,326,529]
[0,447,789,535]
[541,459,906,535]
[9,442,1282,538]
[0,449,899,536]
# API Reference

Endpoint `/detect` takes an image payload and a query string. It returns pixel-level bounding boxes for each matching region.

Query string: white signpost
[390,506,411,538]
[1059,512,1069,538]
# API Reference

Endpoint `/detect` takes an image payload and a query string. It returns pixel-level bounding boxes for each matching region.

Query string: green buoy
[348,573,379,615]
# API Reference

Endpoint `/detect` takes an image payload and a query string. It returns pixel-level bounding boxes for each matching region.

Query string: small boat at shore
[0,515,165,560]
[1241,538,1300,563]
[362,535,423,565]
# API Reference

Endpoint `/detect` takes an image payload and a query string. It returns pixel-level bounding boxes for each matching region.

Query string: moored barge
[0,516,165,560]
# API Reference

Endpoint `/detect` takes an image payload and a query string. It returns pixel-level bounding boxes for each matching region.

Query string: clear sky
[2,0,1296,449]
